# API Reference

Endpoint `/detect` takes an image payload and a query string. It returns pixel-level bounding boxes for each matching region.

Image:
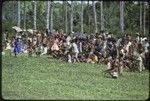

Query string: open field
[2,52,149,100]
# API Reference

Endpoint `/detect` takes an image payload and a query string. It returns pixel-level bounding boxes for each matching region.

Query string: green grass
[2,52,149,100]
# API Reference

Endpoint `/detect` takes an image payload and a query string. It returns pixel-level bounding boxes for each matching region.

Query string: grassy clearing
[2,52,149,100]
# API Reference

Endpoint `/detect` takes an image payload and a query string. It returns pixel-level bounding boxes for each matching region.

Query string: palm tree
[120,1,124,34]
[46,1,50,31]
[140,2,143,31]
[70,1,73,33]
[88,0,90,34]
[81,1,83,34]
[93,1,97,33]
[143,2,146,35]
[33,1,37,30]
[100,1,104,31]
[65,1,68,34]
[50,1,53,32]
[17,1,21,27]
[23,1,26,30]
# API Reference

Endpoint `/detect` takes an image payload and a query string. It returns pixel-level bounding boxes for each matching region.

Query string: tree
[33,1,37,30]
[46,1,50,31]
[50,1,53,32]
[100,1,104,31]
[140,2,143,31]
[120,1,124,34]
[23,1,26,30]
[93,1,97,33]
[143,2,146,35]
[18,1,21,27]
[81,1,83,34]
[88,0,91,34]
[70,1,73,33]
[2,1,149,37]
[65,1,68,34]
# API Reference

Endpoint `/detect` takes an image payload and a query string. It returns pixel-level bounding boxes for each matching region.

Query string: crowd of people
[2,29,150,78]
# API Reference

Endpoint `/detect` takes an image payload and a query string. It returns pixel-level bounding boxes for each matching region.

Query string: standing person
[14,38,22,56]
[2,44,5,55]
[51,35,59,57]
[2,30,7,43]
[143,39,150,70]
[78,38,83,53]
[42,36,48,55]
[2,30,9,50]
[10,36,16,56]
[136,33,141,43]
[59,29,65,37]
[51,35,59,51]
[71,39,79,62]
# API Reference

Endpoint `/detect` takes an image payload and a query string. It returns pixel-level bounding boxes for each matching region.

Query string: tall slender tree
[70,1,73,33]
[33,1,37,30]
[93,1,97,33]
[100,1,104,31]
[23,1,26,30]
[88,0,90,34]
[17,1,21,27]
[140,2,143,31]
[46,1,50,31]
[143,2,146,35]
[81,1,83,34]
[50,1,53,32]
[120,1,124,34]
[65,1,68,34]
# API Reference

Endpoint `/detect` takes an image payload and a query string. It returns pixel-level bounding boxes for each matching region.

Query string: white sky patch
[133,1,138,5]
[54,1,93,4]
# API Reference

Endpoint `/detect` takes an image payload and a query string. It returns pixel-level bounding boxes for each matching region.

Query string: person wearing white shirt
[72,40,79,62]
[143,39,149,53]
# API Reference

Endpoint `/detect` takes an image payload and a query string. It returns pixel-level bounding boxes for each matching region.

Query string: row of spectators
[2,29,149,78]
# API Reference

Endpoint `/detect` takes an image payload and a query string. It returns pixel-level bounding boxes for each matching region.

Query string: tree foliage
[2,1,149,37]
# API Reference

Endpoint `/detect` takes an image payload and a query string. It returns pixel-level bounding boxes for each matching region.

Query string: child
[87,54,98,64]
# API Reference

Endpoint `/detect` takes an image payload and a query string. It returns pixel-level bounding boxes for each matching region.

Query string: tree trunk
[140,2,143,31]
[100,1,104,31]
[46,1,50,31]
[93,1,97,33]
[23,1,26,30]
[120,1,124,34]
[33,1,37,30]
[81,1,83,34]
[143,2,146,35]
[70,1,73,33]
[17,1,21,27]
[50,2,53,32]
[88,0,90,34]
[65,1,68,34]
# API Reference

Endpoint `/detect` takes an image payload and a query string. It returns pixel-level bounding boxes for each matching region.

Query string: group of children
[2,29,149,78]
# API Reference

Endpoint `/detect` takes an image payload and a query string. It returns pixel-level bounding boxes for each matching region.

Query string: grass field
[2,52,149,100]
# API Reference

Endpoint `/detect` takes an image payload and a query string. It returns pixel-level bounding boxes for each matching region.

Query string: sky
[53,1,141,5]
[54,1,93,4]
